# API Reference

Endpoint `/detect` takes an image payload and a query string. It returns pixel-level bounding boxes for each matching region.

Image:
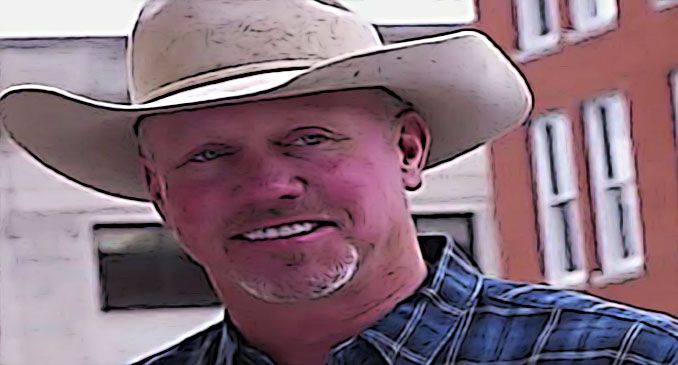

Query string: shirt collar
[219,234,483,364]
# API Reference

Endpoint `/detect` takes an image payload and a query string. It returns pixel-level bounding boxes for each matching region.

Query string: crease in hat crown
[128,0,383,103]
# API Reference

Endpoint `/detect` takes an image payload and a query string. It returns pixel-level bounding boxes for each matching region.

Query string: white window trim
[530,112,588,288]
[652,0,678,11]
[582,92,645,286]
[514,0,561,61]
[565,0,618,43]
[337,0,476,25]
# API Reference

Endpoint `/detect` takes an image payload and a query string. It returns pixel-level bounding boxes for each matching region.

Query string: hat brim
[0,30,533,202]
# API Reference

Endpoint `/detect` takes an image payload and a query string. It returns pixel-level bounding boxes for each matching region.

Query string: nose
[239,154,307,201]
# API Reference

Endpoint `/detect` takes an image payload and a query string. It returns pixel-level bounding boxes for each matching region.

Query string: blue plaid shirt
[132,237,678,364]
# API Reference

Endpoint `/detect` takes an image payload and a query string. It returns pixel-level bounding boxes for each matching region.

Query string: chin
[236,245,359,304]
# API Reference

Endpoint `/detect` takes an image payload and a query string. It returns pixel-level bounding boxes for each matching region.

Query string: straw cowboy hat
[0,0,533,201]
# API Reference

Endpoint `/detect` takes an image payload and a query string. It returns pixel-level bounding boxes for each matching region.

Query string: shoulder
[128,321,225,365]
[473,278,677,364]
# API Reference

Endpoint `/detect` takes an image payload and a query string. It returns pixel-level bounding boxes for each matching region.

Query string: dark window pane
[413,213,478,269]
[537,0,551,35]
[545,123,561,195]
[555,201,579,272]
[607,187,633,258]
[599,104,616,179]
[95,223,220,311]
[588,0,598,17]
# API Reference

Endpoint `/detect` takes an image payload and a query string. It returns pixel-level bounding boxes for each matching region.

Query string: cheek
[162,178,233,259]
[312,152,402,231]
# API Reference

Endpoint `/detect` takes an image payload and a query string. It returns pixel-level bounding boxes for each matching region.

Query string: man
[0,0,675,364]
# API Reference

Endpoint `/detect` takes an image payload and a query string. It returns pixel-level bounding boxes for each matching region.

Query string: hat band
[133,59,322,104]
[146,69,311,108]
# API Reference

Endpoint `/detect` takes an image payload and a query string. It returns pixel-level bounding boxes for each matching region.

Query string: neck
[220,231,428,365]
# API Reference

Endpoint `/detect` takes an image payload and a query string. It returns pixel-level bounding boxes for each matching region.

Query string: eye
[189,149,232,163]
[290,134,330,146]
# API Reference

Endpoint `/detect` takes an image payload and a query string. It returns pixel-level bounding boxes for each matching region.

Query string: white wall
[0,37,224,365]
[0,0,145,38]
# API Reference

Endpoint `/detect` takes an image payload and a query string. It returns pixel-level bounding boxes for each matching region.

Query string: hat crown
[129,0,382,103]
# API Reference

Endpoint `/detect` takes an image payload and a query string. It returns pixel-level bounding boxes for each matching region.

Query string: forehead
[138,88,396,140]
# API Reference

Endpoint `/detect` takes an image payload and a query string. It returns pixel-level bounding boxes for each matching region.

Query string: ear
[394,111,431,191]
[140,156,169,223]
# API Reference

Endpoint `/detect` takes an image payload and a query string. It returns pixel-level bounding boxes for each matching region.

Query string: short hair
[135,87,414,160]
[374,88,417,142]
[376,87,414,118]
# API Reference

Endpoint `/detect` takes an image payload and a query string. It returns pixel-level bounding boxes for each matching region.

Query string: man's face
[139,89,429,304]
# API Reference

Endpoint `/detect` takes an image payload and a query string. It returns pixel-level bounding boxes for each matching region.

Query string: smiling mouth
[232,220,337,242]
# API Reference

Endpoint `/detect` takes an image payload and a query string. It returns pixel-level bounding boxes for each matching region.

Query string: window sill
[563,22,618,45]
[547,270,588,289]
[589,257,645,287]
[563,22,618,44]
[513,44,562,64]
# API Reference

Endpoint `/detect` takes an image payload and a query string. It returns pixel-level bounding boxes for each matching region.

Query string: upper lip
[229,216,338,239]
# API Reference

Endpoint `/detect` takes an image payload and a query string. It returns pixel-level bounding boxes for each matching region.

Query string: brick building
[464,0,678,315]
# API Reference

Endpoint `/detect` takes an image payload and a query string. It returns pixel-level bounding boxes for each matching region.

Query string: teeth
[242,221,320,241]
[279,226,293,236]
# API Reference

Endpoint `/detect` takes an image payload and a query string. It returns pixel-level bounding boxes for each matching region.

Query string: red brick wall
[475,0,678,314]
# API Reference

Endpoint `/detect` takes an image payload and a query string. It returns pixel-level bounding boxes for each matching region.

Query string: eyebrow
[288,126,336,134]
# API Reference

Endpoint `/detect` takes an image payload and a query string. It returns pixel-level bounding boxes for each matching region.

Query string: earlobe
[395,111,431,191]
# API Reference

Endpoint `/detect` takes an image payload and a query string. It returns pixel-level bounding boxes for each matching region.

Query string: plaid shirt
[132,237,677,365]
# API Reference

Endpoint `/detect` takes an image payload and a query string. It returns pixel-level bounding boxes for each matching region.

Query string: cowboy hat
[0,0,533,202]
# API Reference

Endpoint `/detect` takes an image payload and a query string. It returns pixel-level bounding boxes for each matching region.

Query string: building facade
[473,0,678,314]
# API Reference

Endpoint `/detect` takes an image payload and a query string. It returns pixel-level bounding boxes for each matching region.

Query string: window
[568,0,618,34]
[514,0,561,55]
[413,213,477,267]
[531,112,587,287]
[338,0,476,25]
[95,223,220,310]
[583,93,644,283]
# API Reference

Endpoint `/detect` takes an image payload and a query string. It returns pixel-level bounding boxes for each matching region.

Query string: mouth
[231,220,338,242]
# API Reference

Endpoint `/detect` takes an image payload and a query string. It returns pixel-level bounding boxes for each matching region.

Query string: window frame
[530,112,588,287]
[567,0,618,37]
[86,213,221,311]
[410,202,501,277]
[413,212,477,266]
[582,92,645,285]
[514,0,561,58]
